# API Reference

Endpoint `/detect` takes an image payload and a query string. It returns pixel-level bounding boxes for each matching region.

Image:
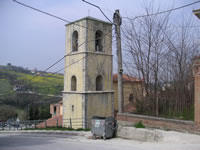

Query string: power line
[168,25,200,28]
[28,56,66,81]
[5,1,116,97]
[50,37,116,75]
[12,0,115,84]
[122,0,200,20]
[54,56,87,74]
[82,0,113,24]
[46,38,116,94]
[12,0,95,31]
[12,0,115,80]
[43,56,65,73]
[29,27,114,81]
[39,39,116,91]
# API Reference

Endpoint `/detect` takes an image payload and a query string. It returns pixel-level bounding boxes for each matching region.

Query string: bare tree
[164,15,200,104]
[122,7,171,115]
[122,6,200,118]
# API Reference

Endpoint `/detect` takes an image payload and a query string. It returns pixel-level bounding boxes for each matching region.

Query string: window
[72,31,78,51]
[129,93,134,102]
[95,30,103,52]
[72,105,74,112]
[54,106,57,115]
[96,75,103,91]
[71,76,77,91]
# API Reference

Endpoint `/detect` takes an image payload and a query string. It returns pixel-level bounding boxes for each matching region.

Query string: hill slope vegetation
[0,64,64,121]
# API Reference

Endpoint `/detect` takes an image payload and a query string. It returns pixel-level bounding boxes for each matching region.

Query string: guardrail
[0,120,45,130]
[0,118,92,130]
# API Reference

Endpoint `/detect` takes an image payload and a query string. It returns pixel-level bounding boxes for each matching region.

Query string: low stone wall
[117,113,200,133]
[117,125,163,142]
[37,115,63,128]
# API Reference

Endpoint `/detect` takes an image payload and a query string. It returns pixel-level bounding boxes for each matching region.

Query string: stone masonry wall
[117,56,200,133]
[193,56,200,125]
[117,113,200,133]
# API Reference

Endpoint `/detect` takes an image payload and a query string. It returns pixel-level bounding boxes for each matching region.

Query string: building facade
[113,74,144,113]
[50,101,63,117]
[62,17,114,128]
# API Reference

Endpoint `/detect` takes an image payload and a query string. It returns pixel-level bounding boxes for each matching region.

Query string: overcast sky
[1,0,200,73]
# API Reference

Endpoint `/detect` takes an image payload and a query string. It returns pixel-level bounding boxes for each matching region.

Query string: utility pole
[113,10,123,113]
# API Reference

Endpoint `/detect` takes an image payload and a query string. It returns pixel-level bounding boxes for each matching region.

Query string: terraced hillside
[0,65,64,121]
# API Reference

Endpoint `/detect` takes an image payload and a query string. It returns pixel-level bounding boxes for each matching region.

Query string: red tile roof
[193,56,200,60]
[112,74,142,82]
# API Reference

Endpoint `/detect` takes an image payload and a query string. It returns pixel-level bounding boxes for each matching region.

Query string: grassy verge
[133,121,145,128]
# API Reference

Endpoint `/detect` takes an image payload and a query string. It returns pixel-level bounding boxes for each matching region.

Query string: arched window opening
[129,93,134,102]
[95,30,103,52]
[71,76,77,91]
[54,106,57,115]
[96,75,103,91]
[72,31,78,52]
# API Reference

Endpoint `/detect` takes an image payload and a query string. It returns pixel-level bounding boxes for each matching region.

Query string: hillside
[0,64,64,121]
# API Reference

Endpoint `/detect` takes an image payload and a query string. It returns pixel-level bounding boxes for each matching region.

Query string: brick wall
[116,56,200,133]
[50,101,63,117]
[37,115,63,128]
[117,113,200,133]
[113,80,143,112]
[193,56,200,125]
[194,75,200,124]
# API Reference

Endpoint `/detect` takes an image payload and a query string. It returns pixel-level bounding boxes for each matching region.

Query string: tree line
[122,4,200,118]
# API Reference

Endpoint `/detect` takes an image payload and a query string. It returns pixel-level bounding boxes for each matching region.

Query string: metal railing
[0,120,45,130]
[62,118,91,129]
[0,118,92,130]
[133,97,194,121]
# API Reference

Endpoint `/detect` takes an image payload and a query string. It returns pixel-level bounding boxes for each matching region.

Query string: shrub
[134,121,145,128]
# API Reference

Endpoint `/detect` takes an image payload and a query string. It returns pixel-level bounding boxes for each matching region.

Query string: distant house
[13,85,25,91]
[31,70,36,74]
[49,74,144,117]
[50,101,63,117]
[37,101,63,128]
[45,74,144,127]
[112,74,144,113]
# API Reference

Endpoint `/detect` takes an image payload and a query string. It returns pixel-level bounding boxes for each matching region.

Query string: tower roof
[65,16,113,26]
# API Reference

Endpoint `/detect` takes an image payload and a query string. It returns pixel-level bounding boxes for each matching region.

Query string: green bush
[134,121,145,128]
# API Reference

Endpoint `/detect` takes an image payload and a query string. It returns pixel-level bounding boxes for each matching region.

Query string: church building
[62,17,114,128]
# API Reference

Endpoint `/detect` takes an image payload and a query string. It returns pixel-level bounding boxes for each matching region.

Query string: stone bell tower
[62,17,114,128]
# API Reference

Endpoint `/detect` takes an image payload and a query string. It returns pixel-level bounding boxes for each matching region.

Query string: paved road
[0,132,200,150]
[0,133,138,150]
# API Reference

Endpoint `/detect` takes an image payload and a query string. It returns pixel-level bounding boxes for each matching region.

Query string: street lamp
[193,9,200,19]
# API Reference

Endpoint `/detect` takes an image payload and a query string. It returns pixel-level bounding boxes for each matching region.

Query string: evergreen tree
[29,105,34,120]
[34,107,39,120]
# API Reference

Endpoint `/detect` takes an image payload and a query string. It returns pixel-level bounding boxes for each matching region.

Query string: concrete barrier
[117,125,163,142]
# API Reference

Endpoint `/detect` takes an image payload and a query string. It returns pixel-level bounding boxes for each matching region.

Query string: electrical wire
[13,0,95,31]
[29,27,114,82]
[10,0,115,97]
[82,0,113,24]
[11,0,116,83]
[50,37,116,75]
[13,0,200,29]
[122,0,200,21]
[53,56,86,74]
[25,36,115,94]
